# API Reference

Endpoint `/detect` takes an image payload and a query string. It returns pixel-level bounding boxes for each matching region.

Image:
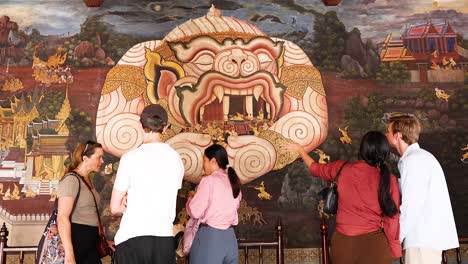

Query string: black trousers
[71,223,102,264]
[114,236,175,264]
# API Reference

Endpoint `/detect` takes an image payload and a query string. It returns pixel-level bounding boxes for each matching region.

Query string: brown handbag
[80,175,111,258]
[96,220,110,258]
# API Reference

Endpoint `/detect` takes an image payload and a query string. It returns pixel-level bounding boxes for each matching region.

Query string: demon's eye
[192,52,215,71]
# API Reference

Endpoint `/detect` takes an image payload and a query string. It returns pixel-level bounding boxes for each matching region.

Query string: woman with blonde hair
[57,140,112,264]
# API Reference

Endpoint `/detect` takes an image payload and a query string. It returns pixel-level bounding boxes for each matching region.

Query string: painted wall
[0,0,467,250]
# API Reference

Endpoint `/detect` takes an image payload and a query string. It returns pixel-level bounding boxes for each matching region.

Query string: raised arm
[286,142,345,181]
[286,142,315,168]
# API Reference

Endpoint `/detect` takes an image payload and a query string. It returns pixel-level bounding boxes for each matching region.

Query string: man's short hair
[140,104,168,133]
[387,114,421,145]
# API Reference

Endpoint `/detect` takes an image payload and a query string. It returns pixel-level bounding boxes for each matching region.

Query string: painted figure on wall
[96,6,328,183]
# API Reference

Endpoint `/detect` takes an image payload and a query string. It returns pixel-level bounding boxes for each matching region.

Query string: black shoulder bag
[318,161,347,215]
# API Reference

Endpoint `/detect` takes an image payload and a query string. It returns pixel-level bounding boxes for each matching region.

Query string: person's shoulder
[406,146,434,161]
[209,170,229,184]
[200,173,218,184]
[161,143,178,153]
[59,173,80,186]
[332,159,351,170]
[345,160,361,166]
[121,146,140,159]
[161,144,182,159]
[143,143,173,152]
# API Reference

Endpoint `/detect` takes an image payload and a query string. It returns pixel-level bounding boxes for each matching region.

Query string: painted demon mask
[96,6,328,183]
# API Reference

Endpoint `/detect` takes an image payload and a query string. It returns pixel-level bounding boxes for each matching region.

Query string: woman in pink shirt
[186,144,242,264]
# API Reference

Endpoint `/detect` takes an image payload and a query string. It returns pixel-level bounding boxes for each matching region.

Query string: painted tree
[344,94,385,133]
[65,109,94,152]
[38,90,65,119]
[79,15,146,63]
[375,62,410,84]
[311,11,347,71]
[457,33,468,50]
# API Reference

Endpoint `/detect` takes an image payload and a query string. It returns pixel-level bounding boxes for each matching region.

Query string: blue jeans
[190,224,238,264]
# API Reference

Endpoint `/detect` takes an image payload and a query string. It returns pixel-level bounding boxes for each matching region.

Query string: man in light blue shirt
[386,114,458,264]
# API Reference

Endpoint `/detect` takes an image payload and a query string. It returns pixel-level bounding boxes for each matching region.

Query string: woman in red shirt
[288,131,402,264]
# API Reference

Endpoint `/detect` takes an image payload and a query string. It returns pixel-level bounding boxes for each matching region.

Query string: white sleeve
[114,154,131,192]
[399,156,430,243]
[177,153,185,189]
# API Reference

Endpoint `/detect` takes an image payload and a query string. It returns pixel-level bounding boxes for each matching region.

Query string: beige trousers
[404,248,442,264]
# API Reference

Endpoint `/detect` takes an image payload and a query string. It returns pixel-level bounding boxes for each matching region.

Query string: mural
[0,0,467,256]
[97,6,327,183]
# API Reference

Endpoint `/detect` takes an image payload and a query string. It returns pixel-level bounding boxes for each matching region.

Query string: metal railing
[0,223,38,264]
[237,218,284,264]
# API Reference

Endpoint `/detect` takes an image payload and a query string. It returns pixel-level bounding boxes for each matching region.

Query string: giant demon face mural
[96,6,328,183]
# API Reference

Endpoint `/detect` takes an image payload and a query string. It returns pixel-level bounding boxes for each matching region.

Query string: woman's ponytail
[378,162,397,217]
[359,131,397,217]
[227,167,241,199]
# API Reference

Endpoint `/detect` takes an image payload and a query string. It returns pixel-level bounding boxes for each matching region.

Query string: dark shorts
[114,236,175,264]
[71,223,102,264]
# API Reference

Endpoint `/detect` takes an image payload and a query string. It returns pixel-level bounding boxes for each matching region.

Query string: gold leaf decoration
[101,65,146,101]
[281,65,326,99]
[259,130,299,170]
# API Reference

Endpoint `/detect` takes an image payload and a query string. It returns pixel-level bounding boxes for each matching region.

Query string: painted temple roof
[380,33,416,62]
[402,22,456,39]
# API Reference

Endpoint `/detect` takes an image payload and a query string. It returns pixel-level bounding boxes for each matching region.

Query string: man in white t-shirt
[386,114,458,264]
[110,104,184,264]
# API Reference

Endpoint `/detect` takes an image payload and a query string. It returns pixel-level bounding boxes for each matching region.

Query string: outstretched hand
[285,142,315,167]
[285,142,304,153]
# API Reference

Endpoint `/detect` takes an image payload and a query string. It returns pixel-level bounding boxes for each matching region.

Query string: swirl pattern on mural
[165,133,213,183]
[103,113,144,157]
[226,135,276,183]
[269,111,324,150]
[96,88,127,124]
